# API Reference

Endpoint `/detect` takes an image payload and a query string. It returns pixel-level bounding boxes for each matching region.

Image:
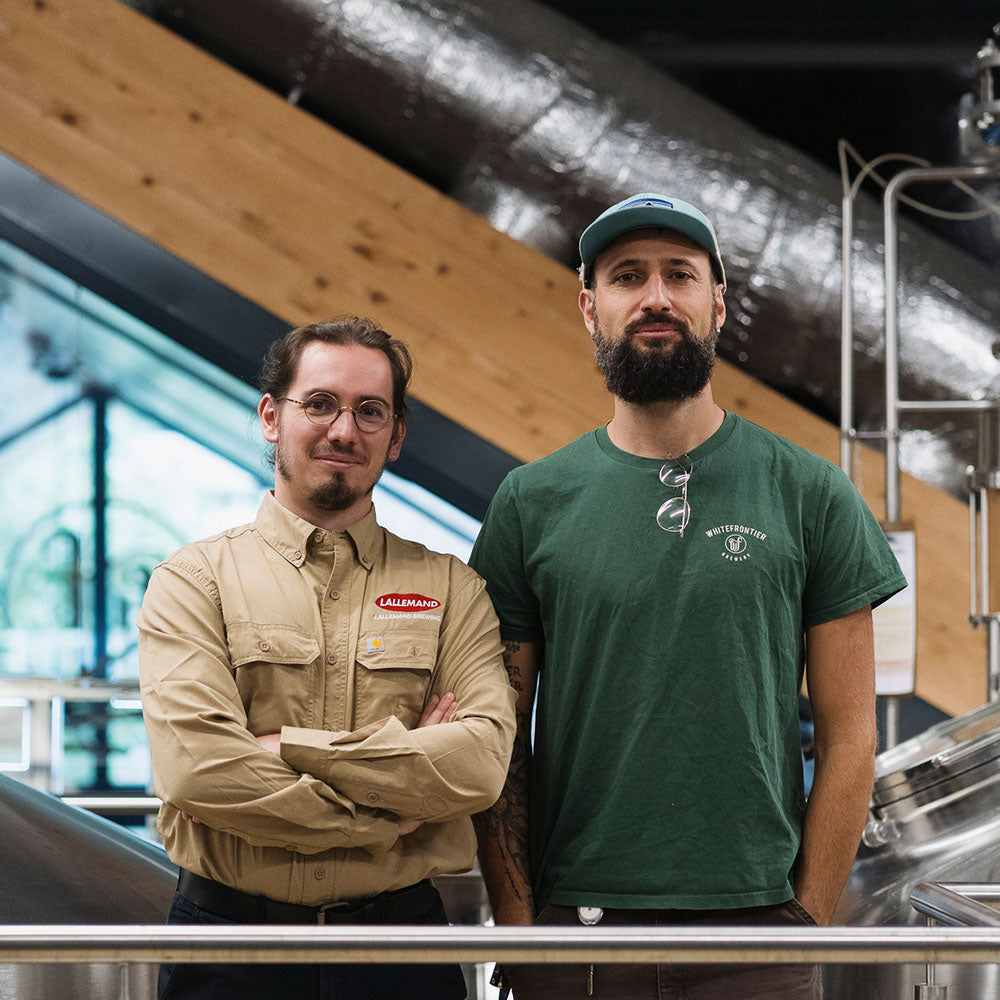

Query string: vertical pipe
[883,181,901,525]
[840,194,854,477]
[91,389,110,790]
[971,479,979,621]
[981,486,990,620]
[989,618,1000,702]
[92,390,109,680]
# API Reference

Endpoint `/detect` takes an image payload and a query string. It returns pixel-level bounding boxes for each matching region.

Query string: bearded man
[138,316,514,1000]
[469,194,905,999]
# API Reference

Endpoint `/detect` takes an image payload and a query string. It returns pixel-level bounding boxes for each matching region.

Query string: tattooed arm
[472,637,541,925]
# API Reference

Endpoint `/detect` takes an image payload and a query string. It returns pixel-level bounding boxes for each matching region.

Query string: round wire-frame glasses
[656,455,692,537]
[280,392,395,433]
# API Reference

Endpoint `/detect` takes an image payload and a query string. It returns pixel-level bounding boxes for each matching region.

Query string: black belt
[177,868,439,925]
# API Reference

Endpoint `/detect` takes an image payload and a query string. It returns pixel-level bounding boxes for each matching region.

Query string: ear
[259,395,280,444]
[579,286,597,337]
[714,283,726,331]
[387,418,406,462]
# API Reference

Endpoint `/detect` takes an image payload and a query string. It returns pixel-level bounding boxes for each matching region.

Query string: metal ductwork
[126,0,1000,495]
[0,772,175,998]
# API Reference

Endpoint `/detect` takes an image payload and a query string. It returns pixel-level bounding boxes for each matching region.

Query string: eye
[612,270,641,284]
[359,401,389,420]
[304,393,339,415]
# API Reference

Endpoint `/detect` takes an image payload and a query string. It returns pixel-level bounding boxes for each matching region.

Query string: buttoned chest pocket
[354,633,436,729]
[227,623,320,732]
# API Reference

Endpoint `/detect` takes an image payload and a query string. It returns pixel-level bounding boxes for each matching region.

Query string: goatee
[275,448,374,512]
[593,312,718,404]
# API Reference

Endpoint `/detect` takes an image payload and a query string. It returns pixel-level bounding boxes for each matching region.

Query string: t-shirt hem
[546,884,793,911]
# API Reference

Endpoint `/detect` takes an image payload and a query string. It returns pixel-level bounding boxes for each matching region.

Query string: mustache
[311,445,360,461]
[624,313,692,340]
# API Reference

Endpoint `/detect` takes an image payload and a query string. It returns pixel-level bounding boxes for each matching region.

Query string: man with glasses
[138,316,515,1000]
[469,194,905,999]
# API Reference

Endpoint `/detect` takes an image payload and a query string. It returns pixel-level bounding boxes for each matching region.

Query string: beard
[275,443,383,512]
[592,310,718,404]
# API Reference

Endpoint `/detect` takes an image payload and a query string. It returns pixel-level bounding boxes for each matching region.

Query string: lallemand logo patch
[375,593,441,611]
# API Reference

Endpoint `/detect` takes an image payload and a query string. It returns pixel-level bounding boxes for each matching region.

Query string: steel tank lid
[871,700,1000,807]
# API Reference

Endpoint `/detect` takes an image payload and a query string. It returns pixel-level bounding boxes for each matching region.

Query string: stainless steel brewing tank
[825,701,1000,999]
[0,773,176,1000]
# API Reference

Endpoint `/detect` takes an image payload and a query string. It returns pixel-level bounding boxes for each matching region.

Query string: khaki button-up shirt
[138,492,515,904]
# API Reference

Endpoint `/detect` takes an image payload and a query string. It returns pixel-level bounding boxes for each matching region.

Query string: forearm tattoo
[474,639,533,903]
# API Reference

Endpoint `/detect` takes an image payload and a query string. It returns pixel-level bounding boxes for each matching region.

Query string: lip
[314,454,362,468]
[632,326,680,340]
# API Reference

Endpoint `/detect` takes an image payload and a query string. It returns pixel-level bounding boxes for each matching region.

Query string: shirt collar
[255,491,382,570]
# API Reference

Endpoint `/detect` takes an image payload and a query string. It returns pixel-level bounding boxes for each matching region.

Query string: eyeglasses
[280,392,395,433]
[656,455,692,537]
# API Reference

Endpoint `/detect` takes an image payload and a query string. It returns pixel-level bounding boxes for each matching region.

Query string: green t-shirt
[469,411,905,911]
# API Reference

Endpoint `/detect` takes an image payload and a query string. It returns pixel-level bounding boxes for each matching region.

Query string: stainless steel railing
[908,881,1000,998]
[3,923,1000,966]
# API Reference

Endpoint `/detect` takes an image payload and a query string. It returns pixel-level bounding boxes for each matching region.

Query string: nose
[639,274,673,312]
[326,407,362,443]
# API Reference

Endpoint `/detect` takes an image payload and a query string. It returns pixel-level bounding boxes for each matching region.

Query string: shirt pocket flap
[355,634,436,673]
[226,622,320,668]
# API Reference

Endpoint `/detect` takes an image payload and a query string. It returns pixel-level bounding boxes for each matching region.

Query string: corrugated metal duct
[127,0,1000,495]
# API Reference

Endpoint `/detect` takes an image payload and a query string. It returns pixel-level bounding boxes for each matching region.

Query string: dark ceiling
[537,0,1000,269]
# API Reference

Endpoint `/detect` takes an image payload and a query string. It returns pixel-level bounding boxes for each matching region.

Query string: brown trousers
[505,899,823,1000]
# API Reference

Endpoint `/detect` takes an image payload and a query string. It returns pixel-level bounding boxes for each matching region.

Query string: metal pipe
[61,797,161,816]
[910,883,1000,928]
[935,884,1000,905]
[882,164,998,524]
[989,617,1000,701]
[971,480,980,622]
[840,192,854,477]
[896,400,1000,412]
[982,485,991,621]
[4,924,1000,966]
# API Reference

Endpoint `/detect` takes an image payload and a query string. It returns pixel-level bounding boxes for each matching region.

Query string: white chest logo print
[704,523,767,562]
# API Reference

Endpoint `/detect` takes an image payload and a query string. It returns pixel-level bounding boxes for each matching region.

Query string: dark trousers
[157,888,468,1000]
[506,899,823,1000]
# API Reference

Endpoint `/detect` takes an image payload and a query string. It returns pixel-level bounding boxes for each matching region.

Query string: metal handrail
[911,882,1000,928]
[3,924,1000,966]
[61,796,161,815]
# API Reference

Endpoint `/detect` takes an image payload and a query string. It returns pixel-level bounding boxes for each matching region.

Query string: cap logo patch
[622,197,673,209]
[375,593,441,611]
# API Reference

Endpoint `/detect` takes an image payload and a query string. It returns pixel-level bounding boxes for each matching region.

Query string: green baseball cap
[578,192,726,289]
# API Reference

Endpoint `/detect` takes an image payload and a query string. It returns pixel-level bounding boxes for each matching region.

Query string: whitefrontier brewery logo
[704,523,767,563]
[375,593,441,611]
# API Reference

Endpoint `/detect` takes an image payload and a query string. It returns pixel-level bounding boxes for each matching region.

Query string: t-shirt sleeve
[802,462,908,629]
[468,474,544,642]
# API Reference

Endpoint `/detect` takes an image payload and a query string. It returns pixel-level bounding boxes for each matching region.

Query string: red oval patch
[375,592,441,611]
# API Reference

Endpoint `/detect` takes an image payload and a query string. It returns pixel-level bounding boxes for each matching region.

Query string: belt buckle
[317,900,352,925]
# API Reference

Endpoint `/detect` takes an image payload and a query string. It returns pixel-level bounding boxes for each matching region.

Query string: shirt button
[367,792,379,803]
[314,868,326,880]
[259,640,271,652]
[293,550,302,560]
[327,653,337,664]
[314,531,325,542]
[329,590,340,600]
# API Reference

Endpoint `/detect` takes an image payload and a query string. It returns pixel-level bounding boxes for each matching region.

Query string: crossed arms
[139,561,514,855]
